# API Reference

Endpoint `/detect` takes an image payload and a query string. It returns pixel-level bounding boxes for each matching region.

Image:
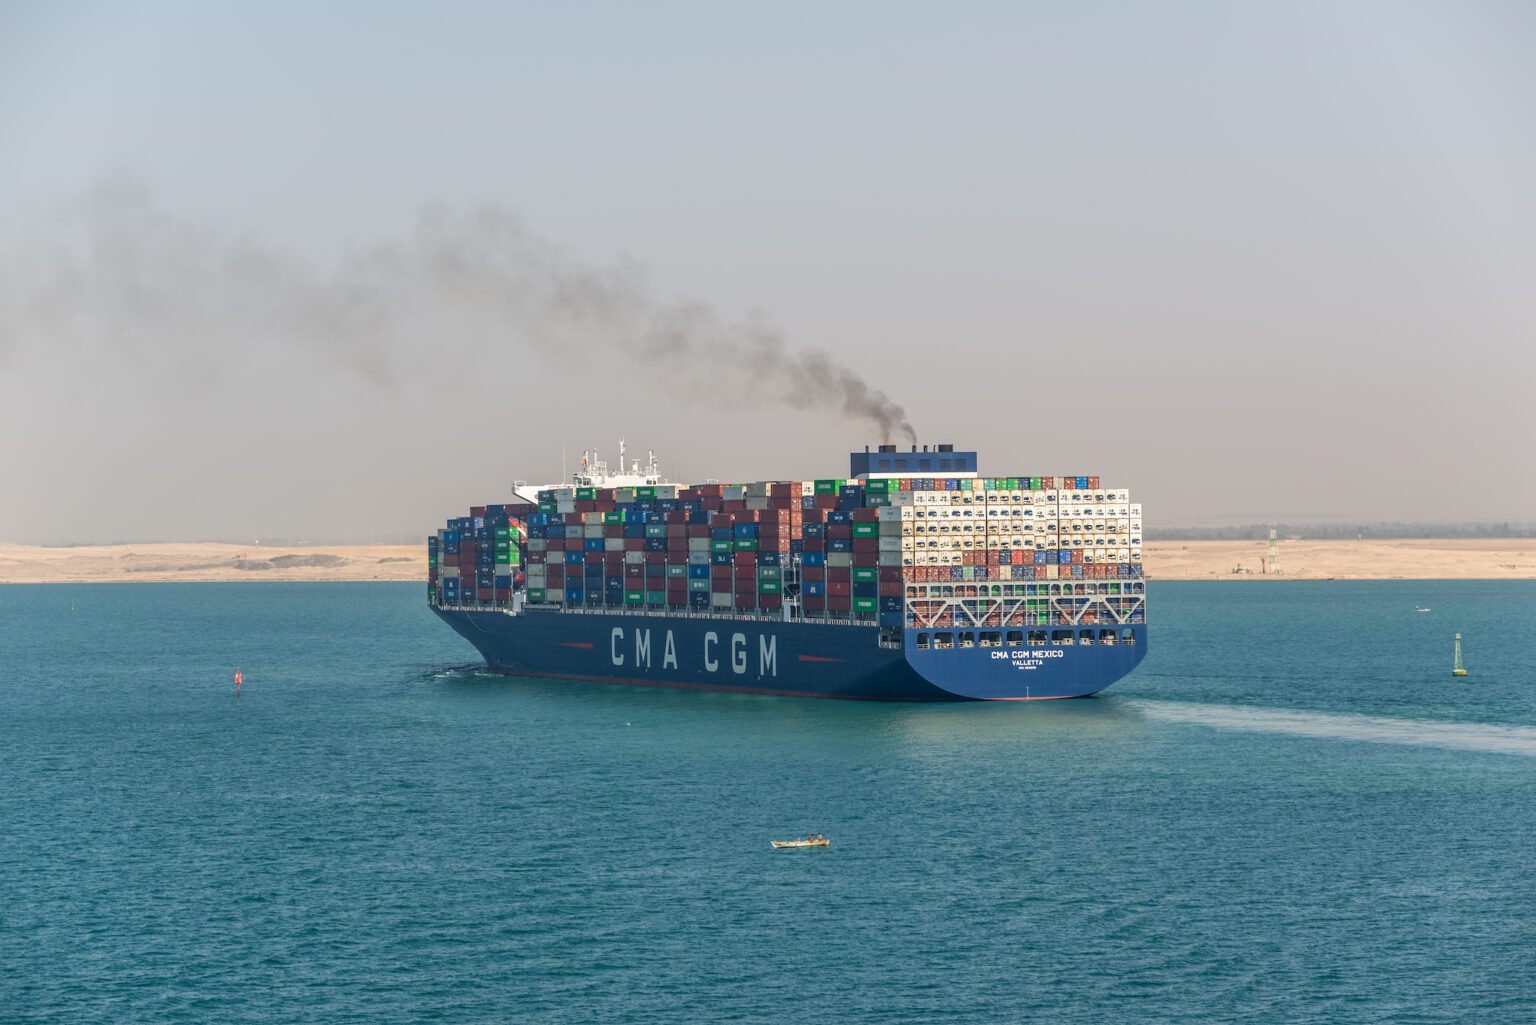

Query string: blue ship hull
[432,607,1146,701]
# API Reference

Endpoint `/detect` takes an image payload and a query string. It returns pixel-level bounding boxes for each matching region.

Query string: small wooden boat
[771,837,830,849]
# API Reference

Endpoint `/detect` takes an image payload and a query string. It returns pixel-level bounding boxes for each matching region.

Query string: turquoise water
[2,581,1533,1024]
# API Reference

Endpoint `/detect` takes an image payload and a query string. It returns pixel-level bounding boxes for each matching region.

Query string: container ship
[428,443,1146,701]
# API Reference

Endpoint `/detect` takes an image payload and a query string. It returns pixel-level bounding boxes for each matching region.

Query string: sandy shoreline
[1,539,1533,584]
[0,543,426,584]
[1145,538,1536,581]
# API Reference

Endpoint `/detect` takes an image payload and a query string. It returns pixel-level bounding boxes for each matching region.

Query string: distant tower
[1267,526,1280,575]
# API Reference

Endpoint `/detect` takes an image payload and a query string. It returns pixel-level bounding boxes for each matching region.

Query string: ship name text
[610,627,777,677]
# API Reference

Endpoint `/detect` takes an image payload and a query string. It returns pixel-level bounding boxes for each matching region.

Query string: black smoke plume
[0,176,916,443]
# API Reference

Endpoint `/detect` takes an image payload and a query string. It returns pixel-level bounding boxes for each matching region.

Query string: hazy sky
[3,1,1534,543]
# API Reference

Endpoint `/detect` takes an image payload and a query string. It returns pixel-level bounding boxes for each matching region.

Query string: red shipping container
[827,581,851,597]
[803,595,826,612]
[827,594,852,611]
[470,506,487,518]
[477,588,493,601]
[879,566,903,581]
[851,508,878,523]
[444,554,460,567]
[711,566,733,582]
[757,594,782,610]
[801,566,826,582]
[879,582,903,598]
[546,565,565,582]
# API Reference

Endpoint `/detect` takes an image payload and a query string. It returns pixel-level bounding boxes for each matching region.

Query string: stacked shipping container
[429,471,1143,634]
[429,504,532,607]
[875,475,1145,633]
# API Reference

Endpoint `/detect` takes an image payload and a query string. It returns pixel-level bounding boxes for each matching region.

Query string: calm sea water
[2,581,1533,1024]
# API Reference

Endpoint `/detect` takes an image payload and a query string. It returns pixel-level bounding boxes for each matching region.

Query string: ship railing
[433,599,881,627]
[527,605,882,627]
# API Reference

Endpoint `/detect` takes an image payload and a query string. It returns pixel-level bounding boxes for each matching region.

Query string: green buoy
[1451,632,1469,678]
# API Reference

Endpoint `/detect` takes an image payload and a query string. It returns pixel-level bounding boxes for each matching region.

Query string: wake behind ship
[428,443,1146,701]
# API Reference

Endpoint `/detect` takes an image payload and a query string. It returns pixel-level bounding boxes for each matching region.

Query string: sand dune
[1144,538,1536,580]
[0,538,1532,584]
[0,543,426,583]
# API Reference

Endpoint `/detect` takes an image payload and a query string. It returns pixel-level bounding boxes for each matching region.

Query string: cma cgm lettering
[428,443,1147,701]
[610,627,778,677]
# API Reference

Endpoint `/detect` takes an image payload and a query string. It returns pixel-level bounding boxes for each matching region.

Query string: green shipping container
[428,555,437,568]
[667,565,687,578]
[604,511,625,525]
[852,523,878,538]
[646,591,666,606]
[637,486,656,499]
[853,598,878,613]
[645,524,667,538]
[864,478,892,493]
[576,487,596,500]
[757,566,781,581]
[625,590,644,605]
[1030,477,1042,489]
[733,538,758,551]
[852,567,877,582]
[538,501,557,514]
[688,579,711,592]
[758,580,782,594]
[814,479,841,495]
[528,588,546,603]
[711,540,733,553]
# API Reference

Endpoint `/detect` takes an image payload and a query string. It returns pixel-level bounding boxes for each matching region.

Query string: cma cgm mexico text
[429,443,1146,701]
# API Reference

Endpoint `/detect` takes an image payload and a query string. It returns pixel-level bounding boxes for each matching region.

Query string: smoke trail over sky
[0,176,915,443]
